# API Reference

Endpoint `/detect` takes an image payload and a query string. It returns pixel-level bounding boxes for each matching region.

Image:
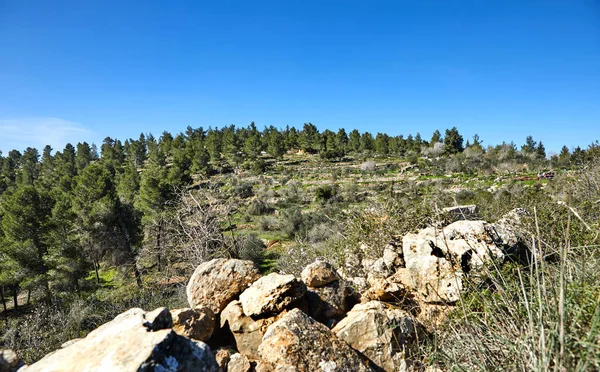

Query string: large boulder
[301,261,340,288]
[257,309,374,371]
[333,301,416,372]
[170,306,216,341]
[0,349,23,372]
[220,300,281,360]
[239,273,306,317]
[186,258,261,314]
[24,308,219,372]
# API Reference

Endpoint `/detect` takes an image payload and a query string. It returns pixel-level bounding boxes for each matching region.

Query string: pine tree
[431,130,442,145]
[348,130,361,153]
[443,127,464,155]
[299,123,320,153]
[1,185,54,297]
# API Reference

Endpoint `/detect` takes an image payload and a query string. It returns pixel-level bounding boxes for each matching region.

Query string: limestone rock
[239,273,306,317]
[402,219,511,303]
[258,309,374,371]
[228,353,251,372]
[220,300,280,360]
[382,245,402,268]
[0,349,23,372]
[306,279,358,324]
[23,308,219,372]
[301,261,340,288]
[186,258,261,314]
[363,276,408,302]
[333,301,416,372]
[171,306,216,341]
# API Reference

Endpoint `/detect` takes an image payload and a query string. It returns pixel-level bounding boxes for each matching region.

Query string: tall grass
[427,162,600,371]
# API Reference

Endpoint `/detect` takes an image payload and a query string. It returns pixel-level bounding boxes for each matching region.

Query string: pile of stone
[5,208,527,372]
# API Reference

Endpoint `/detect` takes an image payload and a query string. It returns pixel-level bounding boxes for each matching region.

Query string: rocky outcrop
[186,258,261,314]
[301,261,340,288]
[170,306,216,341]
[239,273,306,317]
[333,301,416,372]
[23,307,219,372]
[0,350,23,372]
[257,309,374,371]
[220,300,281,360]
[402,219,508,303]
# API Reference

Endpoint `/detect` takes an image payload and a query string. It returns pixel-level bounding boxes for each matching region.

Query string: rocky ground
[1,207,529,372]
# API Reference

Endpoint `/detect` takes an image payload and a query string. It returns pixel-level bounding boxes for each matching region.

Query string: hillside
[1,124,599,371]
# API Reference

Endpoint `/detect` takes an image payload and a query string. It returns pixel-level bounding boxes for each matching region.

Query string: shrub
[236,234,266,266]
[247,198,273,216]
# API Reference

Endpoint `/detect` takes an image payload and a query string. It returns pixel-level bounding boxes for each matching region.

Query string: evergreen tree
[431,130,442,145]
[521,135,537,153]
[536,141,546,159]
[374,133,389,154]
[443,127,464,155]
[299,123,320,153]
[1,185,54,297]
[360,132,374,152]
[348,129,361,153]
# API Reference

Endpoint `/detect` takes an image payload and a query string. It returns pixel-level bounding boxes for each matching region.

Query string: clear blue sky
[1,0,598,154]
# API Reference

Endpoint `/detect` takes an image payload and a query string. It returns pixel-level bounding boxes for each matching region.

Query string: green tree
[360,132,374,152]
[521,135,537,153]
[536,141,546,159]
[431,130,442,145]
[1,185,54,297]
[299,123,320,153]
[348,129,361,153]
[443,127,464,155]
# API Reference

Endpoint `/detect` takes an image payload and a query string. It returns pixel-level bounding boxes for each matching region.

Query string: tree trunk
[27,289,31,305]
[95,261,100,284]
[12,287,17,310]
[156,224,162,272]
[0,287,6,313]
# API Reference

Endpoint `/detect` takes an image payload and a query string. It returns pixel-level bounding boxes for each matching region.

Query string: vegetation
[0,122,599,368]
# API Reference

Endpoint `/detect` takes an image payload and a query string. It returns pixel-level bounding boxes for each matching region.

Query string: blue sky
[1,0,598,154]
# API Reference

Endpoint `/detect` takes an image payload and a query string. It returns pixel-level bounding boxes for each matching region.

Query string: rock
[382,245,401,268]
[171,306,216,341]
[239,273,306,317]
[301,261,340,288]
[258,309,374,371]
[306,280,358,324]
[228,353,251,372]
[0,349,23,372]
[402,220,511,303]
[220,300,280,360]
[60,338,82,348]
[442,205,479,220]
[214,348,231,371]
[333,301,416,372]
[363,276,408,302]
[187,258,261,314]
[24,308,219,372]
[143,307,172,331]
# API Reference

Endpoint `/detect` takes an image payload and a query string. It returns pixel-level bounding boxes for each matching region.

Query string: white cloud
[0,117,95,153]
